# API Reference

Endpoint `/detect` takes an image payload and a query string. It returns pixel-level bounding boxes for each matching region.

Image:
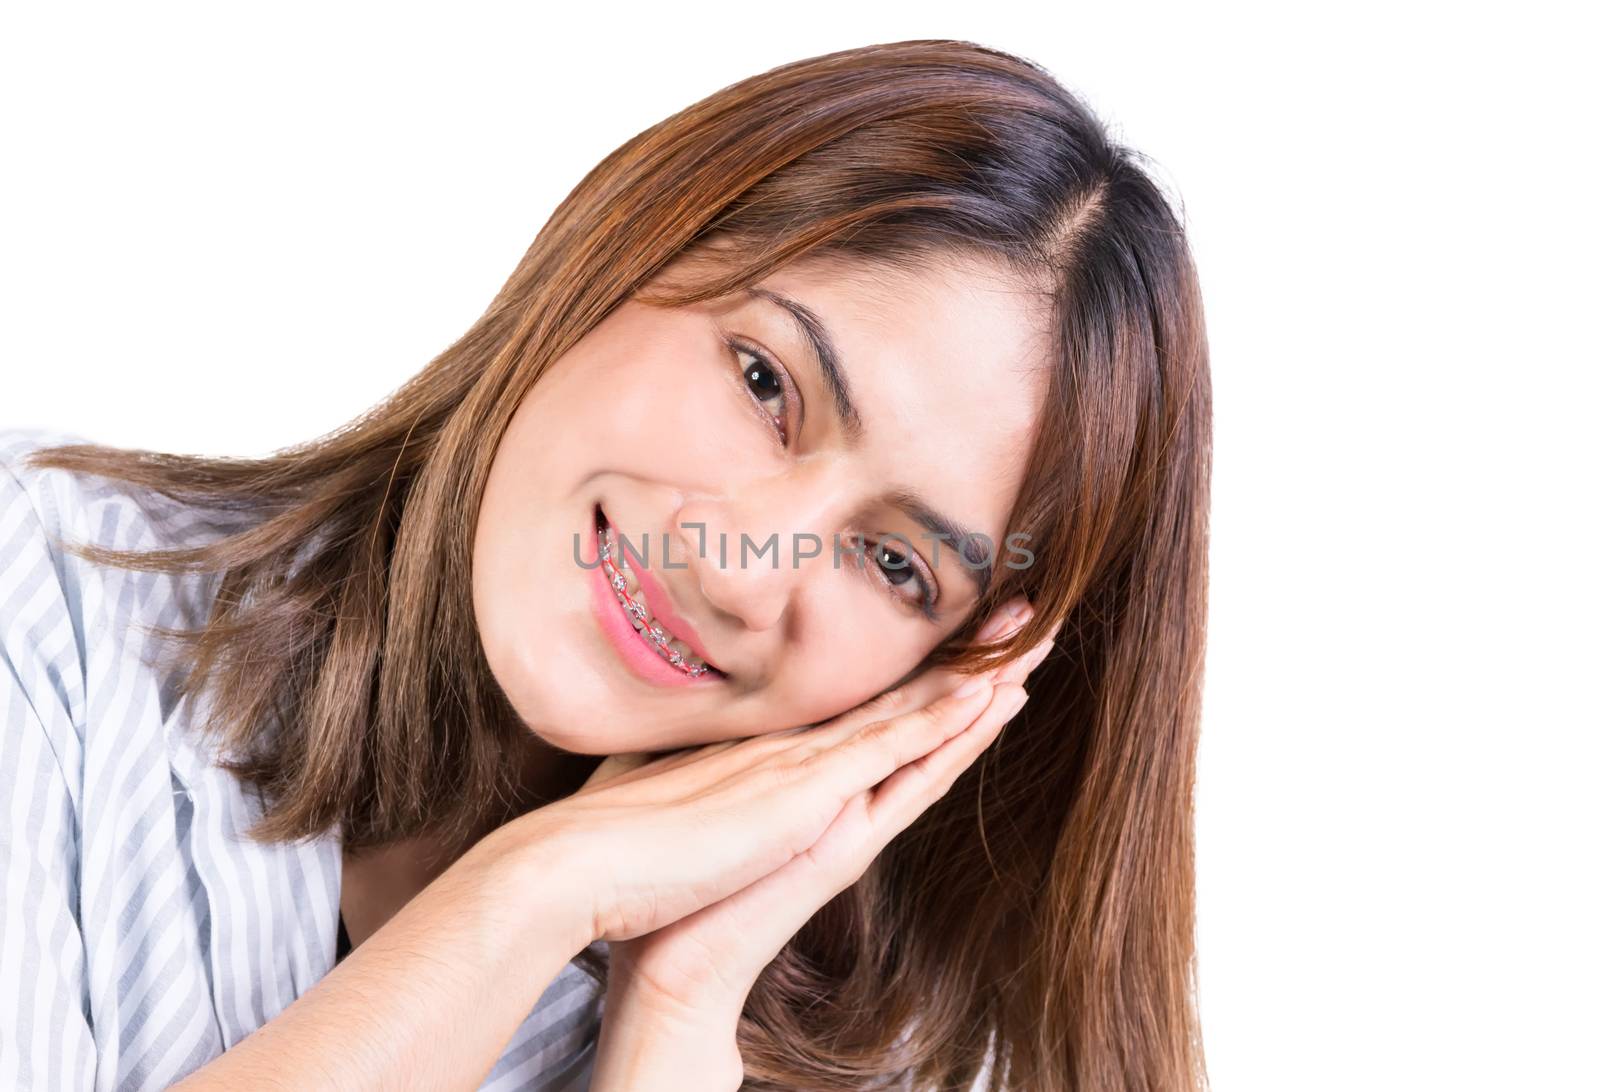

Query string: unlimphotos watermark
[573,523,1035,573]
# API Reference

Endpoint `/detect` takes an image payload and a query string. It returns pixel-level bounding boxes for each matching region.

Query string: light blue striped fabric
[0,427,604,1090]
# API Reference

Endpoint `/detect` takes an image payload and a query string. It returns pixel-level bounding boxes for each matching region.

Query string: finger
[579,738,744,797]
[693,606,1051,796]
[586,718,854,808]
[641,683,1023,1000]
[672,602,1035,787]
[787,640,1011,757]
[667,684,1025,970]
[636,722,841,800]
[867,681,1027,829]
[974,597,1034,642]
[787,676,999,802]
[755,600,1031,761]
[593,606,1045,803]
[992,617,1064,687]
[579,752,653,793]
[653,790,880,983]
[891,601,1032,706]
[860,599,1037,717]
[812,605,1036,739]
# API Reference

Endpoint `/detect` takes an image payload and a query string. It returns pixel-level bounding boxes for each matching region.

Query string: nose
[672,466,852,633]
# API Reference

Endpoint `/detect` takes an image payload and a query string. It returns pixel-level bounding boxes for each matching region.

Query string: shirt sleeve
[0,446,99,1090]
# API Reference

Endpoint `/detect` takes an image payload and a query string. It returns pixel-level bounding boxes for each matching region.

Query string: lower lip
[588,504,723,689]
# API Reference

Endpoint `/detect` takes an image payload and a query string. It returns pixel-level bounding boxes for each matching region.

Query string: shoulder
[0,426,234,567]
[0,427,233,781]
[0,427,102,745]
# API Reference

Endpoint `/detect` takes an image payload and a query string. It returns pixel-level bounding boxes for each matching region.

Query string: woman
[1,38,1211,1092]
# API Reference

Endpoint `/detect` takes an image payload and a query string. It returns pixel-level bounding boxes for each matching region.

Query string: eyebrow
[885,487,995,600]
[747,287,863,442]
[745,286,995,601]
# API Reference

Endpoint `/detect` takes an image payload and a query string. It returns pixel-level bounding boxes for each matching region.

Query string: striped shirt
[0,427,604,1090]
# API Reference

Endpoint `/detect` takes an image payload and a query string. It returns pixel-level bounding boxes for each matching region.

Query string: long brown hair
[23,39,1211,1091]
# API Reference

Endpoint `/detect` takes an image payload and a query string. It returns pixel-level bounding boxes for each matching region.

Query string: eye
[725,336,797,446]
[853,535,940,620]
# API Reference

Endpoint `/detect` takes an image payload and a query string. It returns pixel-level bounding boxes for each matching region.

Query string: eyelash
[725,336,794,446]
[853,535,940,621]
[723,334,940,621]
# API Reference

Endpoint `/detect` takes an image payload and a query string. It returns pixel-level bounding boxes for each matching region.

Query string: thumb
[580,752,653,793]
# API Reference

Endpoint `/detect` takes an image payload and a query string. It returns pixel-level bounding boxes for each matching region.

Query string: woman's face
[472,249,1051,755]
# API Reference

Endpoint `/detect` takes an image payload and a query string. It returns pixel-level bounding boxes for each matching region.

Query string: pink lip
[589,505,723,688]
[617,521,720,670]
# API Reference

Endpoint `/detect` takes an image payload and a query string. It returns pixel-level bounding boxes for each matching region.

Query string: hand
[530,597,1051,951]
[581,597,1060,1088]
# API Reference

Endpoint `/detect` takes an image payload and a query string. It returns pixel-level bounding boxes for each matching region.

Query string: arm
[169,815,592,1092]
[0,447,591,1090]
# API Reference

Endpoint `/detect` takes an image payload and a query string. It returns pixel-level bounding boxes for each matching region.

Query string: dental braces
[598,532,714,677]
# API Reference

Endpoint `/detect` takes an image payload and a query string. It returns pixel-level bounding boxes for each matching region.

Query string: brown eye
[727,337,791,445]
[740,347,781,403]
[871,540,931,604]
[842,534,937,619]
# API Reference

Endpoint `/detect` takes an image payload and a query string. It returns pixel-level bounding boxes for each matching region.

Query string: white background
[4,4,1595,1089]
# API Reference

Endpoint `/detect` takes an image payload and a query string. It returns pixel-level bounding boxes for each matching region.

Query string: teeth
[606,528,643,594]
[623,611,707,670]
[599,509,716,677]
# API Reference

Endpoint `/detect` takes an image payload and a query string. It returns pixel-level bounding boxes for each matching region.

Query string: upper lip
[604,507,725,675]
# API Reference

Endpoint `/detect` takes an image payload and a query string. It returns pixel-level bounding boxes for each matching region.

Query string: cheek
[761,629,930,730]
[468,531,546,724]
[612,358,742,472]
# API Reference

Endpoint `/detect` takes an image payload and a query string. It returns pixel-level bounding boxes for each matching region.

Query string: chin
[530,729,615,757]
[516,703,648,757]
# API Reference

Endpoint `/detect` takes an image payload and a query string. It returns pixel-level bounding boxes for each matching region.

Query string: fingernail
[954,673,994,698]
[1001,686,1029,718]
[978,603,1034,642]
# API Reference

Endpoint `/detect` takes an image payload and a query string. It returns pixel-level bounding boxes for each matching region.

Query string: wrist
[470,809,598,966]
[592,993,743,1092]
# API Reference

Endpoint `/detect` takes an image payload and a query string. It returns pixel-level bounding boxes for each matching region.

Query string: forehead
[734,252,1053,583]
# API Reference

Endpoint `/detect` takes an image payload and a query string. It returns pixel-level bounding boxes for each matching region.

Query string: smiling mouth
[596,504,726,679]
